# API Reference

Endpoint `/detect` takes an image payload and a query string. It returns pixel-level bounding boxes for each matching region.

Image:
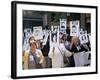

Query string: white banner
[73,51,91,67]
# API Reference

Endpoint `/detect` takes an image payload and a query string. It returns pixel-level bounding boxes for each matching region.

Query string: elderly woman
[69,36,90,67]
[67,36,79,67]
[23,36,45,69]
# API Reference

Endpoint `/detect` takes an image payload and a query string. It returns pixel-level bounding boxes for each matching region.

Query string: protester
[48,35,73,68]
[41,37,52,68]
[68,36,90,67]
[23,36,45,69]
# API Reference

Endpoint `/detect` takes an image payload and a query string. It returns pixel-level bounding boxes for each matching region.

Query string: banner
[73,51,91,67]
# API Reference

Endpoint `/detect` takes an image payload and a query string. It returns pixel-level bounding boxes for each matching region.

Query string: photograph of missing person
[60,19,67,30]
[51,31,57,43]
[79,30,88,44]
[50,26,59,47]
[82,35,86,41]
[72,25,77,33]
[33,26,43,40]
[70,20,79,36]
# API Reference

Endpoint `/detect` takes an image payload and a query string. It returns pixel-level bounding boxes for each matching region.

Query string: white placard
[23,28,32,51]
[23,38,29,51]
[60,19,67,30]
[79,28,84,35]
[70,20,79,36]
[50,26,59,47]
[74,51,91,67]
[79,30,88,44]
[33,26,43,40]
[24,28,32,38]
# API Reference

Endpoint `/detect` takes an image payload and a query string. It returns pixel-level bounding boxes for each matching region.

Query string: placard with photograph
[60,19,67,30]
[79,30,88,44]
[33,26,43,40]
[50,26,59,47]
[70,20,80,36]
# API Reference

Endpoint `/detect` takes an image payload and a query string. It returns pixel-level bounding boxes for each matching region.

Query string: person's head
[71,36,79,45]
[62,34,66,41]
[28,36,37,52]
[59,34,66,43]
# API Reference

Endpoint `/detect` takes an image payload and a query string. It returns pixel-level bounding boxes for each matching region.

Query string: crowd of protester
[22,27,91,69]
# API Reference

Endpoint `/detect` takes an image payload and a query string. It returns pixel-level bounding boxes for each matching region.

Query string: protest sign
[33,26,43,40]
[60,19,67,30]
[70,20,79,36]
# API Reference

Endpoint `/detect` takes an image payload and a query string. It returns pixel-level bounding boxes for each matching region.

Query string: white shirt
[48,43,72,68]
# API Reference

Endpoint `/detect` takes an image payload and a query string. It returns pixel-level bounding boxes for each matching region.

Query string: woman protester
[69,36,90,67]
[23,36,45,69]
[48,34,73,68]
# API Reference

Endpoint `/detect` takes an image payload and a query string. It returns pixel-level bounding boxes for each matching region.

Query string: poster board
[33,26,43,40]
[60,19,67,30]
[74,51,91,67]
[50,26,59,47]
[70,20,79,36]
[79,30,88,44]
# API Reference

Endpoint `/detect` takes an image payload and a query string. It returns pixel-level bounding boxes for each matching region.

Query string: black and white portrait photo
[79,31,88,44]
[60,19,67,30]
[70,20,79,36]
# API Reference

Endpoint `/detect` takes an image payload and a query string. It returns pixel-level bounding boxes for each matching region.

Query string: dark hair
[61,34,66,41]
